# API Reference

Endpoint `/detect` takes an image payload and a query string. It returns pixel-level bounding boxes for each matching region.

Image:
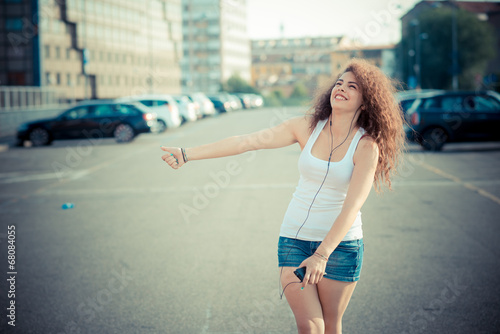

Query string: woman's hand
[161,147,185,169]
[298,254,328,288]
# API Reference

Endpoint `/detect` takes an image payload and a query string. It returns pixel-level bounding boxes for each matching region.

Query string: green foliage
[223,74,260,94]
[263,90,284,107]
[264,88,310,107]
[402,7,496,89]
[290,82,309,98]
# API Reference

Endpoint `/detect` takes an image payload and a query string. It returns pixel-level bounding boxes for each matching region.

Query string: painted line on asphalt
[23,179,500,197]
[0,147,150,209]
[0,170,90,184]
[416,161,500,206]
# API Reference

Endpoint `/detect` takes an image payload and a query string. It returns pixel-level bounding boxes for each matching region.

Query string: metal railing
[0,86,68,111]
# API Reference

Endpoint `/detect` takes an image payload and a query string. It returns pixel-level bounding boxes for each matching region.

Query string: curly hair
[309,58,405,192]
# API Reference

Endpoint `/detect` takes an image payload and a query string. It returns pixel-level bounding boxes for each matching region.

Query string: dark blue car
[16,100,159,146]
[404,90,500,150]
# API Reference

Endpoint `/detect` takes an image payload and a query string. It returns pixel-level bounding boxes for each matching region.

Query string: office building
[181,0,251,94]
[0,0,183,105]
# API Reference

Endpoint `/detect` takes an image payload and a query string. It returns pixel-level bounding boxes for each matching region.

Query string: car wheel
[29,128,51,146]
[114,124,135,143]
[421,127,448,151]
[158,120,167,132]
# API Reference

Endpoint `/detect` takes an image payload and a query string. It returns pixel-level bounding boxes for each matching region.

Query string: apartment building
[251,36,355,96]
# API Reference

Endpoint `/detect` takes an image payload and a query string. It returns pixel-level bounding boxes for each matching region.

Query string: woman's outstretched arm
[161,116,304,169]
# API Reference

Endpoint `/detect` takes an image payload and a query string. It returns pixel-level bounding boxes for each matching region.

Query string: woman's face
[330,71,364,113]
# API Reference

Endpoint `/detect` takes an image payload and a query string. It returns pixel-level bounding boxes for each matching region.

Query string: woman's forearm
[185,135,252,161]
[316,208,360,257]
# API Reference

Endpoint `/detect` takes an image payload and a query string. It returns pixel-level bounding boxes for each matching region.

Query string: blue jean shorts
[277,236,364,282]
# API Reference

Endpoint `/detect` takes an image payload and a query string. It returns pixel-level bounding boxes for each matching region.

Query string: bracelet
[181,148,189,163]
[314,252,328,261]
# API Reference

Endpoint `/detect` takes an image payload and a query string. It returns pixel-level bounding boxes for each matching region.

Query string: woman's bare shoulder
[354,134,379,165]
[287,114,312,130]
[285,115,312,148]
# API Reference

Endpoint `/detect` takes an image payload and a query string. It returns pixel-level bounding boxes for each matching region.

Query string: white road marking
[0,170,90,184]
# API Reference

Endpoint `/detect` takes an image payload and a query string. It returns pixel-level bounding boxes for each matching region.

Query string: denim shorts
[277,236,364,282]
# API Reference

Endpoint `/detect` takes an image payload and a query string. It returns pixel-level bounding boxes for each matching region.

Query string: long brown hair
[310,58,405,192]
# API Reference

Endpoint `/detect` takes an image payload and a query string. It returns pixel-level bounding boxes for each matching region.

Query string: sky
[246,0,421,45]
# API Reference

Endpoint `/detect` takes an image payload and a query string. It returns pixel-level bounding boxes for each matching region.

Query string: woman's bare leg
[281,267,325,334]
[317,279,358,334]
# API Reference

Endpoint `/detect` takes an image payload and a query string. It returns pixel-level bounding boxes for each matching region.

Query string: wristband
[314,252,328,262]
[181,148,188,163]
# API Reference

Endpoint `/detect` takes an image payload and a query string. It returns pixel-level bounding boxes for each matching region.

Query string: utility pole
[83,0,88,100]
[148,0,153,94]
[411,19,421,90]
[451,1,459,90]
[187,0,194,93]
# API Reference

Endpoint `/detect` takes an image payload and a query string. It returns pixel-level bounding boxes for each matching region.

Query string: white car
[116,95,181,132]
[185,93,216,117]
[172,95,198,123]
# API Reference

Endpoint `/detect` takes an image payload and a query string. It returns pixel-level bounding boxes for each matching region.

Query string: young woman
[161,58,405,334]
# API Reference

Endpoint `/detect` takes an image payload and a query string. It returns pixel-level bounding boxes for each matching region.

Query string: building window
[45,72,51,85]
[5,18,23,31]
[66,48,71,59]
[56,73,61,85]
[44,45,50,58]
[108,52,112,62]
[55,46,60,59]
[67,73,72,85]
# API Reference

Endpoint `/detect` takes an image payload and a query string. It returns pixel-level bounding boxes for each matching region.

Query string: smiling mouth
[334,94,347,101]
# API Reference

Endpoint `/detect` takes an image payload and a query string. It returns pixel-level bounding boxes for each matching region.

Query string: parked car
[404,90,500,150]
[396,89,444,115]
[116,95,181,132]
[206,94,233,113]
[218,92,243,111]
[235,93,255,109]
[16,100,158,146]
[172,95,198,123]
[248,94,264,108]
[184,93,216,117]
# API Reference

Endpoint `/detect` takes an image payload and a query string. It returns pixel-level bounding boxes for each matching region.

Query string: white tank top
[279,119,365,241]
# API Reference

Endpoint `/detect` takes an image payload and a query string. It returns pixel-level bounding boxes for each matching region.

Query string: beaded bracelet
[314,252,328,261]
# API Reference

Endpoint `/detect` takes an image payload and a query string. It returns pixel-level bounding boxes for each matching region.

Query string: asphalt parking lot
[0,106,499,333]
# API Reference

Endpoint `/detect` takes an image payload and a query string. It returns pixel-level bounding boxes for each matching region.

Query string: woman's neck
[328,109,360,137]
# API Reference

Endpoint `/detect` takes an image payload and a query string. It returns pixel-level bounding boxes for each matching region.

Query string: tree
[401,7,496,90]
[222,74,260,94]
[290,82,309,98]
